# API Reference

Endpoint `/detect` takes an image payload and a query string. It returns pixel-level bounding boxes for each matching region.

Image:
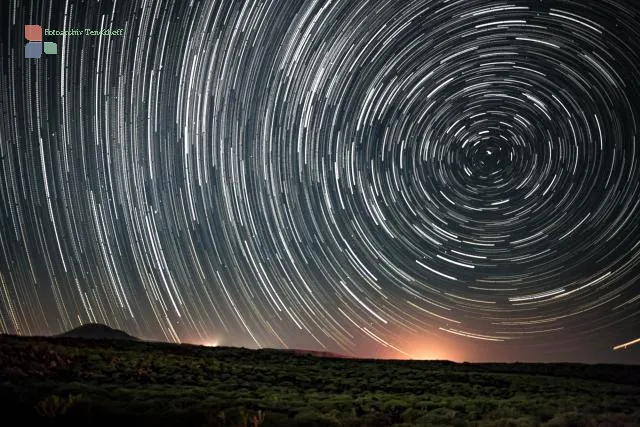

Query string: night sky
[1,0,639,364]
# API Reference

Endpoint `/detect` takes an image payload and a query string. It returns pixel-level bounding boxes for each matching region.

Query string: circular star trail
[1,0,640,362]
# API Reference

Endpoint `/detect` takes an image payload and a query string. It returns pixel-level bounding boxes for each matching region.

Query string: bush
[292,408,340,427]
[35,393,82,418]
[542,411,592,427]
[479,417,538,427]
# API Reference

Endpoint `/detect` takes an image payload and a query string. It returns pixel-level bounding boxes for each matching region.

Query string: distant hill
[57,323,139,341]
[291,349,355,359]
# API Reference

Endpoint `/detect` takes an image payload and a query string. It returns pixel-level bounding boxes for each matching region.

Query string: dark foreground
[1,335,639,426]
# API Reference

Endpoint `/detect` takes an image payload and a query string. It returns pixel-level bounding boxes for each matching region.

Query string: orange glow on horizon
[374,337,465,362]
[199,339,220,347]
[409,345,464,362]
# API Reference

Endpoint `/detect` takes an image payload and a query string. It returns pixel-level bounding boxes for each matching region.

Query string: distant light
[203,340,219,347]
[613,338,640,350]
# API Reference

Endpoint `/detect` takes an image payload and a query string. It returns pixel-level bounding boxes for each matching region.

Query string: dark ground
[1,335,639,426]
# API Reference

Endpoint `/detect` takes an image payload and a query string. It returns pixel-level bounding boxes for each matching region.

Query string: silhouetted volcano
[57,323,139,341]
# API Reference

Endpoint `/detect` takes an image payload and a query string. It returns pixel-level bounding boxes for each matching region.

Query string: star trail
[1,0,639,363]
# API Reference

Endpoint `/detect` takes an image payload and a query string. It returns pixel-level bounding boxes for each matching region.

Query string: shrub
[292,408,340,427]
[542,411,592,427]
[35,393,82,418]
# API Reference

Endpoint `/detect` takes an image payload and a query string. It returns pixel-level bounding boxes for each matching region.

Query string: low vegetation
[1,335,638,426]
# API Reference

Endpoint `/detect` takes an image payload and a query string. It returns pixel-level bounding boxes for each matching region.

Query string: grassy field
[1,335,638,426]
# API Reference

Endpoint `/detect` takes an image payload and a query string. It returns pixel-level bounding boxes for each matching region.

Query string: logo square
[25,25,42,41]
[25,41,42,58]
[44,42,57,54]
